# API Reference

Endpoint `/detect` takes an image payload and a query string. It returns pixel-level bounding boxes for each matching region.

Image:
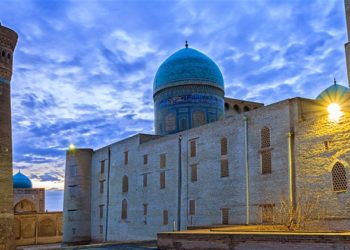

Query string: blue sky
[1,0,348,211]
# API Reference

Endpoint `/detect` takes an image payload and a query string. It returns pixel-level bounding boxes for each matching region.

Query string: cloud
[0,0,348,211]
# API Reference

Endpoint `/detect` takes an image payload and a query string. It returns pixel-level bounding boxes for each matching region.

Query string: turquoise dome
[13,172,32,189]
[153,47,224,94]
[316,83,349,103]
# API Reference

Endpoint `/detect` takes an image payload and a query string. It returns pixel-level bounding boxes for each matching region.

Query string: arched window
[332,162,347,191]
[1,51,5,57]
[14,199,35,213]
[121,199,128,219]
[165,113,176,132]
[122,175,128,193]
[224,103,230,110]
[192,111,205,127]
[221,137,228,156]
[261,127,270,148]
[163,209,168,225]
[233,104,240,113]
[243,106,250,112]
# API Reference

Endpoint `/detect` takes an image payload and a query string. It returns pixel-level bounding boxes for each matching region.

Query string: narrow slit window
[189,200,195,215]
[160,154,166,168]
[124,151,128,165]
[163,210,168,225]
[221,137,228,156]
[220,159,229,178]
[143,203,148,216]
[143,174,147,187]
[160,172,165,189]
[191,164,197,182]
[121,199,127,219]
[122,175,128,193]
[99,180,104,194]
[190,140,196,157]
[261,150,272,174]
[99,204,104,219]
[100,160,105,174]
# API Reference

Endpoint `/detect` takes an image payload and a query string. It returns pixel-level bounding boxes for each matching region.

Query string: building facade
[12,172,63,246]
[63,1,350,245]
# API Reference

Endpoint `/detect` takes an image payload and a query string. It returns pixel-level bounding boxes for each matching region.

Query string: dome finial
[334,77,337,85]
[185,40,188,48]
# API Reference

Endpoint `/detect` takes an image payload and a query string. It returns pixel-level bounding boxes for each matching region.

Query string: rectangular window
[99,204,104,219]
[190,140,196,157]
[261,204,274,223]
[189,200,195,215]
[72,228,76,235]
[99,180,104,194]
[143,203,148,216]
[100,160,105,174]
[160,154,166,168]
[261,150,272,174]
[70,165,77,177]
[99,225,103,234]
[190,164,197,182]
[160,171,166,189]
[220,159,229,177]
[143,174,148,187]
[221,208,229,225]
[124,151,128,165]
[144,154,148,165]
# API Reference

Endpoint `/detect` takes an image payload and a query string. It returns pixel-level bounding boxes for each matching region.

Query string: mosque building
[12,171,63,246]
[63,20,350,246]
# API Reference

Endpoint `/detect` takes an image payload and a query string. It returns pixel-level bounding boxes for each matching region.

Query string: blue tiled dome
[13,172,32,189]
[316,83,349,103]
[153,48,224,94]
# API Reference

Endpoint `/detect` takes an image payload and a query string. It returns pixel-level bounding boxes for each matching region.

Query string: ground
[16,241,158,250]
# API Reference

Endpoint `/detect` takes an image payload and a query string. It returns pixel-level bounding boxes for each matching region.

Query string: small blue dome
[316,83,349,103]
[153,47,224,94]
[13,172,32,189]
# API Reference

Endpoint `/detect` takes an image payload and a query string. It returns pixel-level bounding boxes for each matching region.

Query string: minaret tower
[344,0,350,87]
[0,24,18,249]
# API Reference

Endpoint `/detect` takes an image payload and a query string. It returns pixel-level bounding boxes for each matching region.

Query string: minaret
[344,0,350,87]
[0,24,18,249]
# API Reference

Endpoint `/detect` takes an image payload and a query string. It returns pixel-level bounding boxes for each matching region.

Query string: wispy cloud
[0,0,347,211]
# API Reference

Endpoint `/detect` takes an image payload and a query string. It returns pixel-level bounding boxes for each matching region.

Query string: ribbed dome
[13,172,32,189]
[316,83,349,103]
[153,47,224,94]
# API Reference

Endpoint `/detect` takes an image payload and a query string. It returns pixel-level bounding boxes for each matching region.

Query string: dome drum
[153,47,225,135]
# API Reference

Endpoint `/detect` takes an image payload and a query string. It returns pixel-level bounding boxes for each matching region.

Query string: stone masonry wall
[89,99,295,242]
[294,99,350,230]
[13,188,45,213]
